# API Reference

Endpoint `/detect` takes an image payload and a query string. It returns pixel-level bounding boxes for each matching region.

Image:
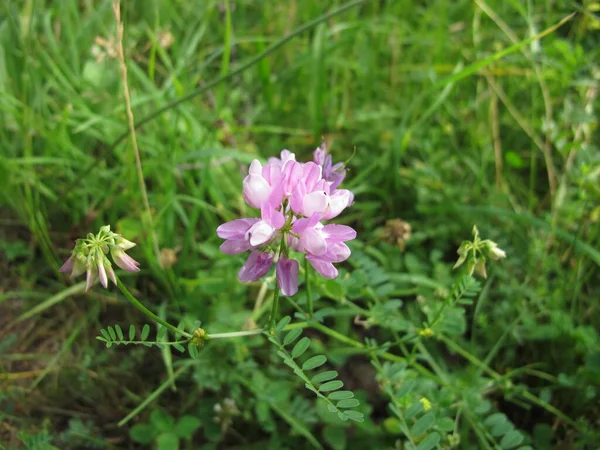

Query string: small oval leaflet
[115,325,124,341]
[276,316,291,332]
[291,337,310,358]
[302,355,327,371]
[411,411,435,436]
[343,410,364,422]
[336,398,360,408]
[108,326,117,341]
[416,432,440,450]
[328,390,354,400]
[284,328,303,346]
[128,324,136,341]
[500,430,524,449]
[319,380,344,392]
[141,324,150,341]
[311,370,338,384]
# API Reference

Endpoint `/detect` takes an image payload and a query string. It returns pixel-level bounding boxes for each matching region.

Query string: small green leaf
[100,328,110,341]
[302,355,327,371]
[436,417,455,432]
[417,432,440,450]
[129,423,155,444]
[336,399,360,408]
[343,410,364,422]
[151,408,175,431]
[107,326,117,341]
[500,431,524,449]
[141,324,150,341]
[188,343,199,359]
[319,380,343,392]
[412,412,435,436]
[157,326,167,341]
[484,413,507,427]
[284,328,302,346]
[312,370,338,384]
[405,401,423,419]
[129,324,136,340]
[173,343,185,353]
[156,432,179,450]
[492,421,514,437]
[115,324,124,341]
[276,316,291,332]
[105,342,112,348]
[395,379,415,398]
[328,390,354,400]
[174,415,201,439]
[176,321,185,338]
[291,337,310,358]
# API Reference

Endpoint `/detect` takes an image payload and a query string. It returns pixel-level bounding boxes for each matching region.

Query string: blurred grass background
[1,0,599,448]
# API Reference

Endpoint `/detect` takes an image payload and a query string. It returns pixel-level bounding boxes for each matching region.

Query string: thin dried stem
[112,0,162,267]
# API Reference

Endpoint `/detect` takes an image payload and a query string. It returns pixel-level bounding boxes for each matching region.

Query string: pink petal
[308,258,338,279]
[59,256,74,273]
[276,257,299,296]
[243,174,271,208]
[220,239,251,254]
[300,227,327,256]
[98,261,108,288]
[85,266,98,292]
[303,191,329,217]
[106,264,117,285]
[322,189,352,220]
[318,242,351,263]
[216,219,258,239]
[302,162,323,191]
[248,159,262,175]
[261,203,285,229]
[245,220,275,247]
[322,224,356,243]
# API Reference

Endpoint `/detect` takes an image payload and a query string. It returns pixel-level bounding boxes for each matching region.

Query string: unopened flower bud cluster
[60,225,140,291]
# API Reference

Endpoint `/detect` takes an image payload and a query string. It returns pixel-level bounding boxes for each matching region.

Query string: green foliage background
[0,0,599,449]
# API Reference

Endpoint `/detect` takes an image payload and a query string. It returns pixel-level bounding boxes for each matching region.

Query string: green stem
[305,257,313,317]
[209,329,264,339]
[116,278,192,338]
[268,289,281,334]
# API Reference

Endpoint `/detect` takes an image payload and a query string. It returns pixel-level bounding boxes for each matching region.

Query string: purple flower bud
[111,247,141,272]
[85,265,98,292]
[276,257,299,296]
[98,258,108,288]
[243,160,272,208]
[59,256,75,273]
[238,251,273,283]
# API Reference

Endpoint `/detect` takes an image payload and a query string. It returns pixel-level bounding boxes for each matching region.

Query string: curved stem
[116,278,192,338]
[208,329,264,339]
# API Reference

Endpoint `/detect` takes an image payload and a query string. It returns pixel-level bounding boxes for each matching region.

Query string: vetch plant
[57,149,588,449]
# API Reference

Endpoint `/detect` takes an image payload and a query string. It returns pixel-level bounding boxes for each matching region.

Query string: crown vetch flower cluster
[217,145,356,296]
[60,225,140,291]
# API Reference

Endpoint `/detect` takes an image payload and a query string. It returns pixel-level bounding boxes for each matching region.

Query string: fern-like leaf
[269,317,364,423]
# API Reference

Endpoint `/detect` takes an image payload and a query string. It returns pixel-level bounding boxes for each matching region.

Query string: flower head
[217,146,356,295]
[453,225,506,278]
[60,225,140,291]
